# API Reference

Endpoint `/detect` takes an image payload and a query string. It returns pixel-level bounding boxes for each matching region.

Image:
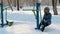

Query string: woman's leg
[40,20,45,32]
[38,20,44,29]
[45,22,51,27]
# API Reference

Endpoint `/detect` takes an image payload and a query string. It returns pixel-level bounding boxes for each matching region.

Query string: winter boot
[40,25,45,32]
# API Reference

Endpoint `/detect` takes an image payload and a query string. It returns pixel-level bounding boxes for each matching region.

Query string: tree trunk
[17,0,19,11]
[52,0,58,15]
[59,0,60,4]
[14,0,16,7]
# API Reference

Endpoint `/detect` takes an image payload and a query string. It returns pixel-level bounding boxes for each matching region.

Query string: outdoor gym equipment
[0,0,13,27]
[23,2,42,29]
[0,0,42,29]
[5,8,13,26]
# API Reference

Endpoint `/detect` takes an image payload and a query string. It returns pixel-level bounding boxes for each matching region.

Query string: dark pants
[39,20,50,29]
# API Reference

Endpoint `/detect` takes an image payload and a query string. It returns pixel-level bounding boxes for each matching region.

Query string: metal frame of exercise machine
[23,0,41,29]
[0,0,41,29]
[0,0,10,27]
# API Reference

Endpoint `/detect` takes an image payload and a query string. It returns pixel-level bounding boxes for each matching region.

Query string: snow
[0,6,60,34]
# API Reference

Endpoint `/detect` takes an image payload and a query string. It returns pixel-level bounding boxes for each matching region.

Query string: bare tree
[52,0,58,15]
[14,0,16,7]
[59,0,60,4]
[17,0,19,10]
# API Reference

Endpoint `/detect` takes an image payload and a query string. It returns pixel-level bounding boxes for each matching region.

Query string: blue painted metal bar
[0,0,9,27]
[1,0,4,27]
[36,3,40,29]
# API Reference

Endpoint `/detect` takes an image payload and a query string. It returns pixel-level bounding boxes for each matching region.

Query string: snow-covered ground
[0,6,60,34]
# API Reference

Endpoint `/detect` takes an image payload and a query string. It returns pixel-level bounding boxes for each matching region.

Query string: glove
[44,19,47,23]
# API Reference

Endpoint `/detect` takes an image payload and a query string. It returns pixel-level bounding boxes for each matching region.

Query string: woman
[39,7,52,32]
